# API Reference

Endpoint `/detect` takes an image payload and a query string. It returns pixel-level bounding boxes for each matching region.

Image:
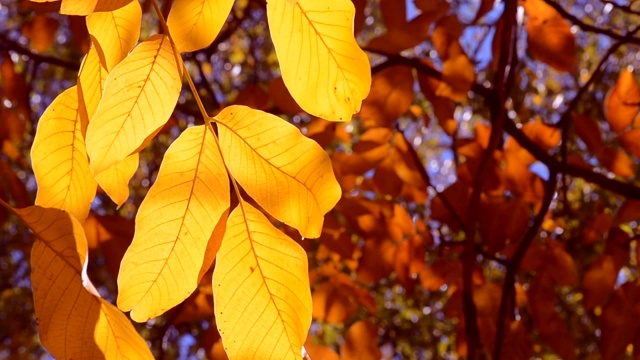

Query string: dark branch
[541,0,640,45]
[600,0,640,17]
[0,34,80,70]
[493,170,558,359]
[464,1,519,357]
[368,48,640,200]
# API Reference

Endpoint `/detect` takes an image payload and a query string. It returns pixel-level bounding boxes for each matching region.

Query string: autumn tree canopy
[0,0,639,359]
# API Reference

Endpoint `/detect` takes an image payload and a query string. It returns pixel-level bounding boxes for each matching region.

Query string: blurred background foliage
[1,0,640,359]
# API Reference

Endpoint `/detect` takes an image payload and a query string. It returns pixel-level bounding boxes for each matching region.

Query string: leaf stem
[149,0,209,118]
[148,0,242,201]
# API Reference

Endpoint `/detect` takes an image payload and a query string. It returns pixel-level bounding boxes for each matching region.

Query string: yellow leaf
[78,36,108,133]
[96,153,139,207]
[214,105,340,238]
[77,38,137,207]
[94,0,134,12]
[17,206,152,359]
[86,34,182,175]
[86,0,141,71]
[213,203,312,360]
[61,0,96,15]
[31,86,97,222]
[267,0,371,121]
[118,125,229,322]
[61,0,134,15]
[167,0,235,53]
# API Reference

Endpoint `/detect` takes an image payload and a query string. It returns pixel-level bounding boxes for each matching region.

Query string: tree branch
[463,2,518,357]
[368,49,640,200]
[601,0,640,16]
[493,170,558,359]
[541,0,640,45]
[0,34,80,70]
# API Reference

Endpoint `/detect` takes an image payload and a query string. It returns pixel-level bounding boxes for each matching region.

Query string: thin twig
[556,29,634,214]
[371,49,640,199]
[463,1,518,357]
[601,0,640,16]
[541,0,640,45]
[493,170,558,359]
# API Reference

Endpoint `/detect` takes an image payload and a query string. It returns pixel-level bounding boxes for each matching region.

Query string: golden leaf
[78,38,137,207]
[118,125,229,322]
[95,153,139,207]
[31,86,96,222]
[86,0,141,71]
[267,0,371,121]
[167,0,235,52]
[61,0,134,15]
[214,105,341,238]
[86,34,182,175]
[17,206,152,359]
[78,37,108,132]
[213,203,312,359]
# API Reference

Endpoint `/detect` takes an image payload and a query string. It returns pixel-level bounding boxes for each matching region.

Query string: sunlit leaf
[86,0,141,71]
[524,0,576,73]
[118,125,229,322]
[86,34,182,175]
[213,203,312,359]
[95,153,139,207]
[17,206,152,359]
[214,105,341,238]
[31,86,96,222]
[605,68,640,132]
[61,0,134,15]
[167,0,234,52]
[267,0,371,121]
[78,36,108,131]
[77,37,137,206]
